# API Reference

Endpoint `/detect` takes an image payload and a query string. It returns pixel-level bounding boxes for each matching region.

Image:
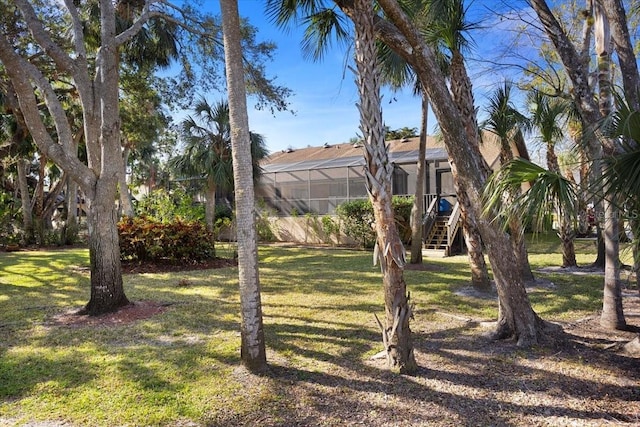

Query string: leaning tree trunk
[409,91,428,264]
[449,51,490,291]
[457,182,490,290]
[369,0,549,346]
[353,0,416,373]
[220,0,267,373]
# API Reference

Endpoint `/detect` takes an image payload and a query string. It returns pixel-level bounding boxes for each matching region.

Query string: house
[256,134,505,252]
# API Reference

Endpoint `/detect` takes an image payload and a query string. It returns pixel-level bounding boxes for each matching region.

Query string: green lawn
[0,235,623,426]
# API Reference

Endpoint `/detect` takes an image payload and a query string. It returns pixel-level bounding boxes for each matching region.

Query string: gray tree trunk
[118,146,135,218]
[16,157,34,244]
[205,178,217,232]
[220,0,267,373]
[409,91,427,264]
[353,0,416,373]
[65,177,79,245]
[0,0,142,315]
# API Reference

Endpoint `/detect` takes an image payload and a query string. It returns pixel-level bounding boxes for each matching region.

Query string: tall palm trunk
[220,0,267,372]
[205,178,218,232]
[409,91,427,264]
[449,50,490,290]
[595,3,625,329]
[353,0,416,373]
[546,143,576,267]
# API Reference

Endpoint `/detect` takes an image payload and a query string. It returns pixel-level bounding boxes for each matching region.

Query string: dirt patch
[48,300,170,328]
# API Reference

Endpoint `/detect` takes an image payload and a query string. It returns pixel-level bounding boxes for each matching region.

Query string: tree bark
[81,188,129,315]
[65,177,79,245]
[220,0,267,373]
[355,0,547,345]
[449,50,490,290]
[353,0,416,373]
[205,178,217,232]
[16,157,35,244]
[118,146,135,218]
[0,0,133,315]
[409,91,427,264]
[600,197,626,329]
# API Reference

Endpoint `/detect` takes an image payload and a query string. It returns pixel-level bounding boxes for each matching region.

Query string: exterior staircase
[424,216,449,251]
[422,198,462,256]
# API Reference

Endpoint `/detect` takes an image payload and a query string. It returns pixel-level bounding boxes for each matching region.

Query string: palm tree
[481,80,535,282]
[424,0,490,290]
[602,94,640,294]
[220,0,267,373]
[353,0,416,373]
[528,0,627,330]
[483,157,579,255]
[377,40,427,265]
[527,90,577,267]
[266,0,416,371]
[170,98,267,231]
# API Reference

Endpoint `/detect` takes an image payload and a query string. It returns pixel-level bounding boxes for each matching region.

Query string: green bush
[135,188,205,223]
[335,196,414,248]
[118,216,216,262]
[392,195,414,244]
[336,199,376,248]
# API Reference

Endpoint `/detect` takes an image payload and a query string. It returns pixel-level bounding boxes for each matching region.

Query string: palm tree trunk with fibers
[449,50,490,291]
[353,0,416,373]
[220,0,267,372]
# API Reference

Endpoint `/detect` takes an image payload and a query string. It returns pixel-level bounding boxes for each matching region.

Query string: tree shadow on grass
[209,316,640,426]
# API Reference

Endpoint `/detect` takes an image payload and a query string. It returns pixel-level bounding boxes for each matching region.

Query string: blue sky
[202,1,433,154]
[203,1,531,155]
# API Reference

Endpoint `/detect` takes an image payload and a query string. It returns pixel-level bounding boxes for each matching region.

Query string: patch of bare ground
[42,260,640,426]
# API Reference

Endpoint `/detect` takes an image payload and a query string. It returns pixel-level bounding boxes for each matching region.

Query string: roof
[261,133,507,174]
[261,136,448,173]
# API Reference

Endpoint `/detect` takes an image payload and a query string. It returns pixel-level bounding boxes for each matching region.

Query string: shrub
[118,216,216,262]
[336,199,375,248]
[335,196,414,248]
[135,188,205,223]
[392,196,414,244]
[321,215,340,245]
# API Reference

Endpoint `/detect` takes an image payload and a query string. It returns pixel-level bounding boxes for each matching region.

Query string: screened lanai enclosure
[257,137,458,216]
[256,135,503,253]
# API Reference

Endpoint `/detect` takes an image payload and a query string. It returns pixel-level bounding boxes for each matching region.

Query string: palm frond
[483,158,578,233]
[301,9,351,61]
